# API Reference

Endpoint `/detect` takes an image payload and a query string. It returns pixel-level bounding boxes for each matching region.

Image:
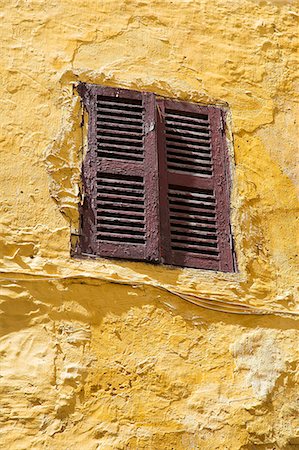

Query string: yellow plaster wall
[0,0,298,448]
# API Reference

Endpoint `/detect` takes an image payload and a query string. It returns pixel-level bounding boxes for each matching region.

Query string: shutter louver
[96,173,146,244]
[96,95,144,162]
[78,84,160,262]
[158,99,234,272]
[166,109,213,176]
[168,185,218,257]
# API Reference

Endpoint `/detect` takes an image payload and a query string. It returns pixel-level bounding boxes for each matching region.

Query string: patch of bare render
[44,86,83,231]
[231,329,286,400]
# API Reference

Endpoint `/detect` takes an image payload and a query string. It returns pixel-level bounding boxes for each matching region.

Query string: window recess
[76,83,236,272]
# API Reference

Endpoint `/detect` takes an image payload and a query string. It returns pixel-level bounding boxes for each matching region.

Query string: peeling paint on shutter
[77,84,160,262]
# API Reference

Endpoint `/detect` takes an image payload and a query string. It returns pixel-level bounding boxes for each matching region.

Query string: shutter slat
[166,113,209,125]
[169,205,216,216]
[166,128,210,138]
[97,143,144,152]
[166,120,209,131]
[97,107,143,118]
[168,188,215,202]
[171,234,218,246]
[97,128,143,139]
[97,114,142,124]
[96,210,145,219]
[97,114,143,126]
[97,121,143,132]
[97,197,144,205]
[97,152,144,162]
[167,148,212,160]
[169,212,216,224]
[167,161,213,176]
[97,205,144,213]
[98,135,143,146]
[97,100,143,110]
[96,172,144,183]
[96,216,145,225]
[170,203,215,212]
[97,183,144,193]
[97,200,144,207]
[170,220,217,231]
[170,226,217,236]
[166,135,211,145]
[167,157,212,168]
[172,243,219,256]
[97,188,145,197]
[172,244,218,253]
[97,224,145,232]
[97,231,145,240]
[97,235,146,244]
[166,142,211,152]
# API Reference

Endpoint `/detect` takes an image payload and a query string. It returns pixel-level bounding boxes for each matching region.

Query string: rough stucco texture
[0,0,299,449]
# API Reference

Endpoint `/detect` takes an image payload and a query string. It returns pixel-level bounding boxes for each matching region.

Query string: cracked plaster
[0,0,298,448]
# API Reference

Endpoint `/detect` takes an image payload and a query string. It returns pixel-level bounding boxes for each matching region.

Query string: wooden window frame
[75,83,236,272]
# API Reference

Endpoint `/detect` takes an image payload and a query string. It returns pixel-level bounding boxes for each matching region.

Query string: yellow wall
[1,0,298,448]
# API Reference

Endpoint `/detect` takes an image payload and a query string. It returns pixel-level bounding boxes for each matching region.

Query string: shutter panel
[157,99,234,272]
[77,83,160,262]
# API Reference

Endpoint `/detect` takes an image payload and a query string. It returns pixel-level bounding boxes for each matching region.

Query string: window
[76,83,236,272]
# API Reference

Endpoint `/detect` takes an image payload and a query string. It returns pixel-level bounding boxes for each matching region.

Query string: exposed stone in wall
[0,0,298,448]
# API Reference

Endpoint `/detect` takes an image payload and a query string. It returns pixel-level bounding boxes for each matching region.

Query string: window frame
[75,83,236,272]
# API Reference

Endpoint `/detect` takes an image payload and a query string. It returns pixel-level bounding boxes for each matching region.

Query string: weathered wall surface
[0,0,298,448]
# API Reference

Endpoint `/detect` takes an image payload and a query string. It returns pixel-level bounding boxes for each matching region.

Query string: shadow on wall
[1,278,298,341]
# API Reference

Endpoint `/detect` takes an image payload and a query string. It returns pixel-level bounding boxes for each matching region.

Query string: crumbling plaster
[0,0,298,449]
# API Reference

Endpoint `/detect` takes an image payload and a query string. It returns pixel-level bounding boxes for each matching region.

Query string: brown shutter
[157,99,235,272]
[77,83,160,262]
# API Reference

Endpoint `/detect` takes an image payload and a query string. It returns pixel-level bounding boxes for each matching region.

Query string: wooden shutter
[77,83,160,262]
[157,99,234,272]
